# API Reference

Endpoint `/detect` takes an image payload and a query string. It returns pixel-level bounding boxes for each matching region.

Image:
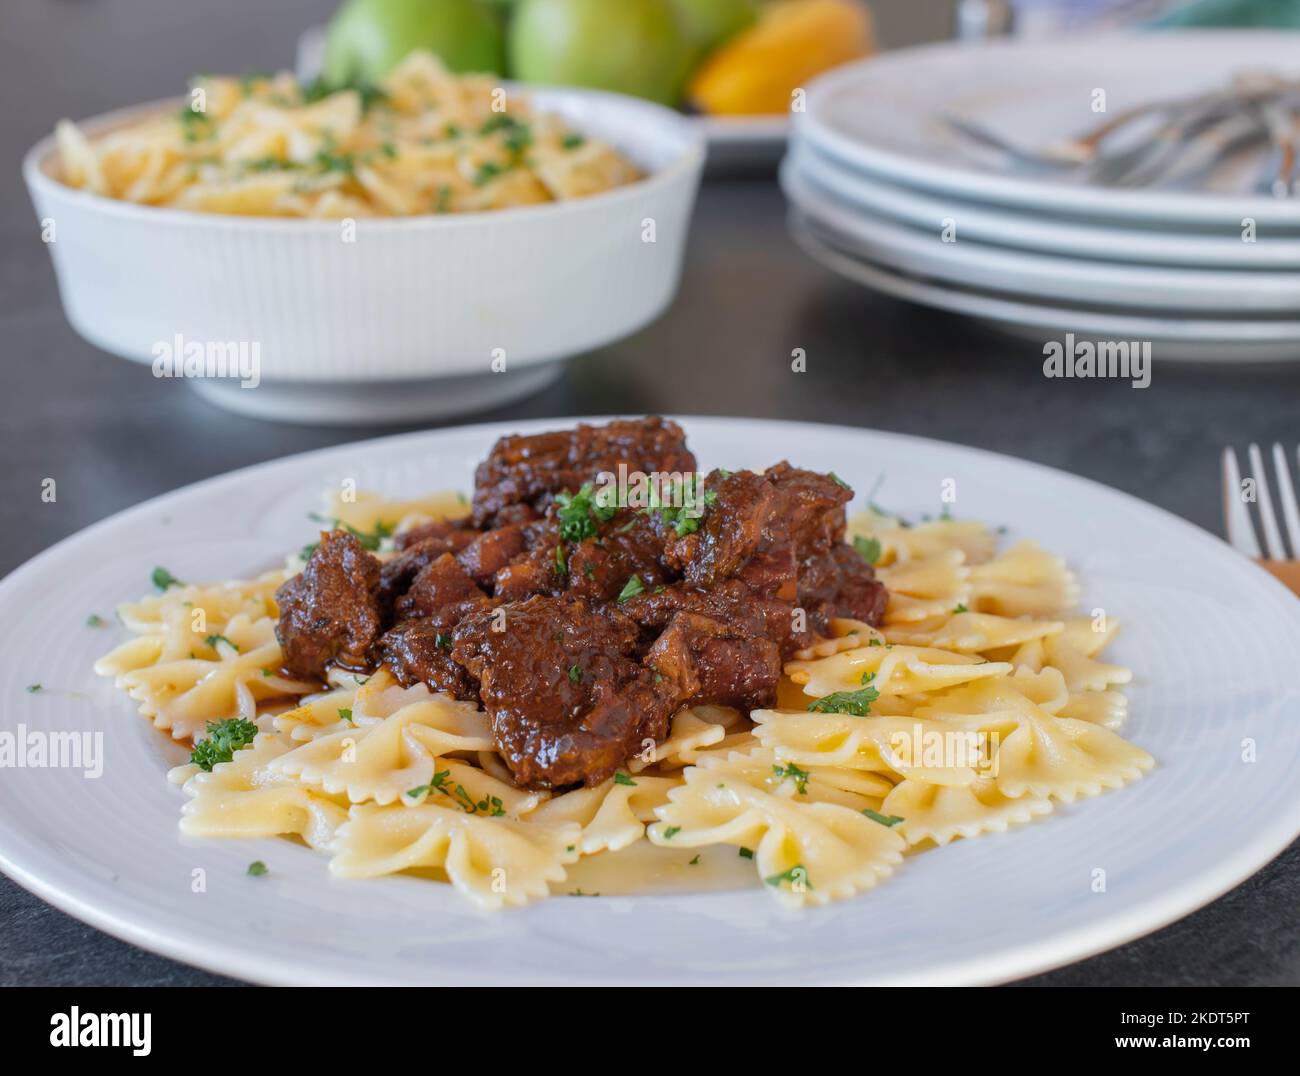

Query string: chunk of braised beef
[798,543,888,634]
[667,469,778,586]
[456,524,527,586]
[471,416,697,527]
[493,544,565,602]
[644,611,781,712]
[451,595,674,788]
[395,552,487,620]
[393,518,479,553]
[829,542,889,626]
[764,462,852,557]
[565,511,674,602]
[618,578,788,643]
[380,618,479,700]
[379,535,470,613]
[275,530,383,681]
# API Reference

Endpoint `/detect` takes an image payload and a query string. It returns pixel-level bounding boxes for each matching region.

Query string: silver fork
[1222,444,1300,595]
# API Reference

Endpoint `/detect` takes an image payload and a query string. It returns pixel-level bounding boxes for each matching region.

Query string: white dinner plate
[781,159,1300,313]
[800,32,1300,229]
[789,140,1300,269]
[789,219,1300,363]
[2,416,1299,986]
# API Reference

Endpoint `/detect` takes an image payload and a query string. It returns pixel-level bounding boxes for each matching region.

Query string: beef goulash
[275,417,888,790]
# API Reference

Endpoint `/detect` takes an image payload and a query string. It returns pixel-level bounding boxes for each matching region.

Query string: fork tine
[1222,447,1263,557]
[1248,443,1288,560]
[1273,443,1300,558]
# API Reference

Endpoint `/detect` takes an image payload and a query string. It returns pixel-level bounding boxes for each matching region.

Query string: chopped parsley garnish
[617,575,645,603]
[867,638,882,647]
[312,133,355,176]
[829,472,851,490]
[568,665,582,684]
[435,633,452,650]
[561,133,586,151]
[554,545,567,575]
[639,476,715,537]
[772,761,811,794]
[203,633,238,652]
[688,854,700,866]
[178,106,215,142]
[765,865,813,891]
[305,516,394,553]
[613,771,636,787]
[862,809,905,828]
[503,123,533,155]
[472,160,507,187]
[434,184,452,213]
[25,684,42,694]
[953,603,969,614]
[739,847,754,859]
[247,860,268,877]
[86,614,106,628]
[190,718,258,771]
[301,76,389,113]
[807,672,879,716]
[337,708,353,723]
[662,825,681,839]
[152,566,183,591]
[853,535,882,565]
[554,482,619,541]
[407,770,503,815]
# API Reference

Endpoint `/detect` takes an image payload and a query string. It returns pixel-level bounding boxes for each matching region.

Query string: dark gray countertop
[2,0,1298,987]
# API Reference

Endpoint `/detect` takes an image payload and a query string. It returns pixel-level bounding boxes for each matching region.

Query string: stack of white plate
[784,31,1300,362]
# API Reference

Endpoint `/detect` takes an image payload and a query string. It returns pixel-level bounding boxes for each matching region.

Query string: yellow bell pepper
[688,0,876,116]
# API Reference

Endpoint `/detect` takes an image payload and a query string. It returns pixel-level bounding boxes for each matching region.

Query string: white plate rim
[788,139,1300,268]
[799,31,1300,229]
[790,217,1300,360]
[3,414,1300,985]
[781,158,1300,312]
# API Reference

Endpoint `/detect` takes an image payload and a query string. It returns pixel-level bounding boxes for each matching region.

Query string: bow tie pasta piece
[786,643,1012,700]
[273,685,360,742]
[792,618,888,660]
[881,776,1053,848]
[321,488,469,538]
[887,611,1065,656]
[751,709,991,786]
[329,803,581,909]
[627,705,736,773]
[531,772,680,855]
[878,549,971,623]
[648,765,906,907]
[1057,689,1129,730]
[846,512,997,568]
[1041,618,1133,692]
[269,694,496,806]
[110,613,312,741]
[693,748,895,812]
[179,732,348,850]
[995,706,1154,803]
[113,571,285,639]
[969,541,1080,618]
[403,757,545,817]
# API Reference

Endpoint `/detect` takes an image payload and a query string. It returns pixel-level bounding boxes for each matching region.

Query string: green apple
[323,0,506,84]
[671,0,757,58]
[508,0,692,106]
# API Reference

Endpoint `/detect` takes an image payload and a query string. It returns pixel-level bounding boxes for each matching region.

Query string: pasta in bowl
[24,60,705,419]
[93,417,1153,910]
[52,52,644,218]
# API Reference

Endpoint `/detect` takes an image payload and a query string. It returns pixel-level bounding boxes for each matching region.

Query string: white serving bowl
[24,86,705,424]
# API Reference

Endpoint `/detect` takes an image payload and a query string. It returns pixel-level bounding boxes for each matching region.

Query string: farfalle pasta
[95,476,1152,909]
